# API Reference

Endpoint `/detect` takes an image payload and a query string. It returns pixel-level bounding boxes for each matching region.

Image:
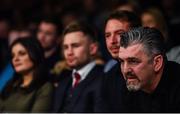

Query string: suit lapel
[70,65,99,111]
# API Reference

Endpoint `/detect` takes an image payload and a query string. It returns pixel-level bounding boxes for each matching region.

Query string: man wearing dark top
[102,10,141,112]
[37,17,62,81]
[118,27,180,112]
[52,21,105,112]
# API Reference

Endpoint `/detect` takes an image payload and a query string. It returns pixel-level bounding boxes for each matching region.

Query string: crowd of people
[0,0,180,112]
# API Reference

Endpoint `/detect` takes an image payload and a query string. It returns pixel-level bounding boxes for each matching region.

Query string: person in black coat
[118,27,180,112]
[102,10,141,112]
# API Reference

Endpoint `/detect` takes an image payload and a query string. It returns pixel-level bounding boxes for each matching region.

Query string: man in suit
[52,21,105,112]
[102,10,141,112]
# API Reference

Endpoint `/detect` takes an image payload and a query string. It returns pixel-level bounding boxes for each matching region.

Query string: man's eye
[105,34,110,38]
[72,44,80,48]
[129,60,140,65]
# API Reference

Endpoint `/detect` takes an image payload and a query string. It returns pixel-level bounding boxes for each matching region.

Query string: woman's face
[11,43,34,74]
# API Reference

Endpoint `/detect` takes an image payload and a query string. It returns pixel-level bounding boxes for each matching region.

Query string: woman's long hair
[1,37,48,98]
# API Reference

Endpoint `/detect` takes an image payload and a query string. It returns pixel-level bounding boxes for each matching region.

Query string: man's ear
[89,42,98,55]
[153,55,163,72]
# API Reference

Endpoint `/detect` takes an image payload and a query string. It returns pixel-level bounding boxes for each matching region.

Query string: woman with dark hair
[0,37,54,113]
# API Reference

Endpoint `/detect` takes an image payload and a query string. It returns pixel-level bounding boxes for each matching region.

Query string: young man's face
[37,22,58,51]
[118,44,155,92]
[63,31,96,69]
[105,19,130,59]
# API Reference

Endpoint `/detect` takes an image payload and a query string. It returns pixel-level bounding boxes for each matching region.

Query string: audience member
[0,38,54,113]
[37,17,63,82]
[52,21,105,112]
[118,27,180,112]
[102,10,141,112]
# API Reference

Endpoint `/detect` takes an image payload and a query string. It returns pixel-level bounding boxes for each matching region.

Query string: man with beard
[102,10,141,112]
[118,27,180,112]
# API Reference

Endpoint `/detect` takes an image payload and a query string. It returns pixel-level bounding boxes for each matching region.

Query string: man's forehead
[106,19,130,30]
[119,44,144,58]
[63,32,89,44]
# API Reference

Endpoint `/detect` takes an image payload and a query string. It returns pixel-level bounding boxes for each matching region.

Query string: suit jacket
[52,65,105,112]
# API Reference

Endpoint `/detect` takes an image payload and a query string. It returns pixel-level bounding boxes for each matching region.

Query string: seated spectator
[52,21,105,112]
[0,37,54,113]
[36,17,63,84]
[118,27,180,112]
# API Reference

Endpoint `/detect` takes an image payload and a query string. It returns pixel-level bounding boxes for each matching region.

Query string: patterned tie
[73,72,81,88]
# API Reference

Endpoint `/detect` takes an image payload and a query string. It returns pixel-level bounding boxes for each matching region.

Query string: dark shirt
[120,61,180,112]
[45,48,62,82]
[52,64,106,112]
[45,49,61,72]
[102,61,126,112]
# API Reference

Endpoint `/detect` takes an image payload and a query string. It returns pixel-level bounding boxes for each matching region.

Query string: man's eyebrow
[127,57,139,60]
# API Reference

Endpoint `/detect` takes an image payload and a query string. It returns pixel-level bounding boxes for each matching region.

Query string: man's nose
[123,63,132,74]
[110,35,118,44]
[67,47,73,55]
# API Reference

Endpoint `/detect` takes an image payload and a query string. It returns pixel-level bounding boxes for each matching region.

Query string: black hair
[39,16,63,36]
[104,10,141,29]
[1,37,48,98]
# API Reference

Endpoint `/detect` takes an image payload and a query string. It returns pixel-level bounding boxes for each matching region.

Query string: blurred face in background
[141,13,157,28]
[37,22,58,51]
[63,31,97,69]
[11,43,34,75]
[105,19,130,59]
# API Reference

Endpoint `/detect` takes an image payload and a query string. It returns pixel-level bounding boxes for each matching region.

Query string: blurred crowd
[1,0,180,67]
[0,0,180,112]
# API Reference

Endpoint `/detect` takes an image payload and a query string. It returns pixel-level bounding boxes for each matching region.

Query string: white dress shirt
[72,61,96,86]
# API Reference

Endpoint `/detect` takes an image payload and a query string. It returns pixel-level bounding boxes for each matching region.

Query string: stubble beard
[126,79,141,92]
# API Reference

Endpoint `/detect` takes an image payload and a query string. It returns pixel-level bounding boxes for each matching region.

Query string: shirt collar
[72,61,96,81]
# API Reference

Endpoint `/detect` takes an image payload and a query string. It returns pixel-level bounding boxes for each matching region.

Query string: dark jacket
[102,62,127,112]
[52,65,105,112]
[119,61,180,112]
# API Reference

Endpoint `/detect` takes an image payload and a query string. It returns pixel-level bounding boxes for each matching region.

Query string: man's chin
[126,83,141,92]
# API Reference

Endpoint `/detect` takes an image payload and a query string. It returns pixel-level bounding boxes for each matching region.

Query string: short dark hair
[39,16,63,36]
[104,10,141,28]
[62,21,97,42]
[120,27,166,61]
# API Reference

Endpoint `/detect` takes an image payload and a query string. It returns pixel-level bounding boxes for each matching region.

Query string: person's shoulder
[37,82,54,93]
[94,64,104,70]
[165,61,180,83]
